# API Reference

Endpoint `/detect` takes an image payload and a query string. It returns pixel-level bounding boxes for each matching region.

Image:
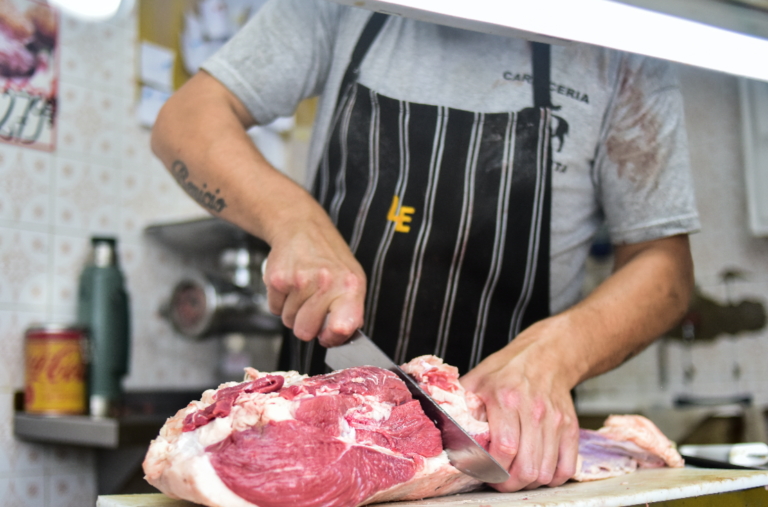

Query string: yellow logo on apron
[387,195,415,232]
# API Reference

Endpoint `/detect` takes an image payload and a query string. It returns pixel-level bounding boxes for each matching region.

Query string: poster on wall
[0,0,58,151]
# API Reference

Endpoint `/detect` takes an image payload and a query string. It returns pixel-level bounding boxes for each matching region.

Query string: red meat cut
[143,356,682,507]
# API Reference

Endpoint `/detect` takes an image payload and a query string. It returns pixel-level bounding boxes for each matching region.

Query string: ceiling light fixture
[48,0,134,22]
[331,0,768,82]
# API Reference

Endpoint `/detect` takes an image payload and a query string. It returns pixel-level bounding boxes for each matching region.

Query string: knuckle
[496,436,518,456]
[330,319,355,337]
[316,268,332,292]
[344,272,363,293]
[294,271,310,291]
[565,419,580,438]
[293,327,314,341]
[518,467,539,484]
[531,399,547,424]
[267,272,288,292]
[559,462,577,482]
[500,390,521,409]
[538,470,554,485]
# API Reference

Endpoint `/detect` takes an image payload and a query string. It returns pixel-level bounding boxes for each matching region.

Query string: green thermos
[77,237,130,417]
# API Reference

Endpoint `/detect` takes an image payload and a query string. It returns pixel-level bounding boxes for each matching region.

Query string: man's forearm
[152,71,367,344]
[151,71,325,245]
[543,234,694,387]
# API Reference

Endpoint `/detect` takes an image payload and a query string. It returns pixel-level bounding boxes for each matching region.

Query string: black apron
[280,13,558,376]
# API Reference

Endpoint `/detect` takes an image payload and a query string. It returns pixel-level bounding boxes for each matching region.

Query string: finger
[292,291,334,341]
[266,285,288,317]
[548,415,580,487]
[503,401,545,492]
[485,400,520,483]
[280,267,333,329]
[318,293,364,348]
[262,257,288,316]
[524,410,560,490]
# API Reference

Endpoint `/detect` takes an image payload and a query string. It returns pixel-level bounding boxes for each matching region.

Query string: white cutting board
[98,468,768,507]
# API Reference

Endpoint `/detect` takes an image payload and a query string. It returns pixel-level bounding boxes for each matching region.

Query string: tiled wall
[0,11,220,507]
[2,7,768,506]
[577,64,768,414]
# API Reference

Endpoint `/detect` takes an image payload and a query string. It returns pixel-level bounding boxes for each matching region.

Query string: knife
[324,329,510,484]
[680,454,766,471]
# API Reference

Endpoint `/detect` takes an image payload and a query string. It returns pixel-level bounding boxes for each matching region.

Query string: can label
[25,327,86,415]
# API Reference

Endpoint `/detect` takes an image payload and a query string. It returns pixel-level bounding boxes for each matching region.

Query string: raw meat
[143,363,481,507]
[597,414,685,468]
[143,355,682,507]
[572,414,683,481]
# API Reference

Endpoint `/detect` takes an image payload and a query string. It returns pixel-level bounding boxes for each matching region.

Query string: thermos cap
[91,236,116,246]
[91,236,118,267]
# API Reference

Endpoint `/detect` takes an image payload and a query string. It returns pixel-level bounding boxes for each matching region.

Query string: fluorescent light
[334,0,768,82]
[48,0,134,22]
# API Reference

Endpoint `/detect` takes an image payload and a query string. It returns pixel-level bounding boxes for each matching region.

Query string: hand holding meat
[461,317,581,492]
[263,219,366,347]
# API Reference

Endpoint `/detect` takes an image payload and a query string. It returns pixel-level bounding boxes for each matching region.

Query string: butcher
[150,0,699,494]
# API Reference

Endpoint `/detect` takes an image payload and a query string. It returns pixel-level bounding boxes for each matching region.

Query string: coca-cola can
[24,324,87,415]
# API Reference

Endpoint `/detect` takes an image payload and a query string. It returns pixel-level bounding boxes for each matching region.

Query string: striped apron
[281,14,558,376]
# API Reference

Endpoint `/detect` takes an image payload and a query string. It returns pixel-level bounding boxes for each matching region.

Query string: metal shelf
[13,412,166,449]
[12,390,204,449]
[144,217,268,255]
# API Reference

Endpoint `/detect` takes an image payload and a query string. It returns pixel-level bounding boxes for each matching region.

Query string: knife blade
[324,329,510,484]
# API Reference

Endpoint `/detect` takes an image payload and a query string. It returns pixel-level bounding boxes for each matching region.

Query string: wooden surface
[98,468,768,507]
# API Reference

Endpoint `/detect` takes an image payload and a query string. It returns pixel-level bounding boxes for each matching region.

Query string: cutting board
[98,468,768,507]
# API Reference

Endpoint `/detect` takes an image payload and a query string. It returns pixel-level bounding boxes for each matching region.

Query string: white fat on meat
[401,355,490,438]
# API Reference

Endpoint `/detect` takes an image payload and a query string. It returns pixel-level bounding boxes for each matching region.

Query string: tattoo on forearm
[171,160,227,213]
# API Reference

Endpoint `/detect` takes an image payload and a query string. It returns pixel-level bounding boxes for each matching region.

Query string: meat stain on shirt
[605,62,666,192]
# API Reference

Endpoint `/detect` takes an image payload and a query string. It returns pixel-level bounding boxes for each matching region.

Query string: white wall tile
[59,16,120,95]
[53,158,119,234]
[57,82,120,162]
[0,229,51,307]
[0,8,219,500]
[0,147,53,226]
[3,476,46,507]
[45,473,95,507]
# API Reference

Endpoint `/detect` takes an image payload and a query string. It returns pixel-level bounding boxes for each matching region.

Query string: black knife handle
[680,454,765,470]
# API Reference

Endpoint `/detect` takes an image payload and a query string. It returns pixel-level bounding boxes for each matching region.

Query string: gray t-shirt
[202,0,700,314]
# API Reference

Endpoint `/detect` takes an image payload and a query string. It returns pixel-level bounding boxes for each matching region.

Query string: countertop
[98,467,768,507]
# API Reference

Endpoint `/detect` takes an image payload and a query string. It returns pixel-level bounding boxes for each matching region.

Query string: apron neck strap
[340,13,556,110]
[531,42,555,110]
[337,12,389,105]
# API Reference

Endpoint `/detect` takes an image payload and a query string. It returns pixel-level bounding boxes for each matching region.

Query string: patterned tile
[51,233,89,311]
[1,476,45,507]
[117,169,207,240]
[59,15,120,94]
[0,393,47,478]
[0,228,50,307]
[44,447,93,475]
[0,147,53,226]
[56,82,119,162]
[44,473,95,507]
[53,158,119,233]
